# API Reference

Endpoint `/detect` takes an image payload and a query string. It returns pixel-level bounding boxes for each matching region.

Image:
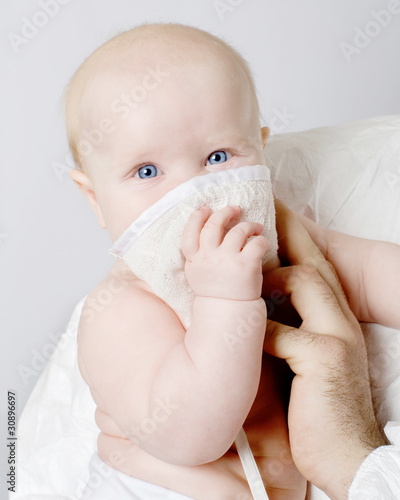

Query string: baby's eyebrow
[112,149,154,170]
[206,135,256,149]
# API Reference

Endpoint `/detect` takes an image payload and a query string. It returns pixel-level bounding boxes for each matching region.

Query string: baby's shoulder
[80,260,158,327]
[76,260,185,391]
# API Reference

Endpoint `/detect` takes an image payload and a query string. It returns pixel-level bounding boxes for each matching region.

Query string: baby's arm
[78,205,268,467]
[294,211,400,329]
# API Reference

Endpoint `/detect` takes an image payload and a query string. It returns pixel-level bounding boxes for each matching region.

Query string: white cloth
[110,164,279,329]
[81,453,194,500]
[10,297,98,500]
[265,114,400,242]
[345,324,400,500]
[348,422,400,499]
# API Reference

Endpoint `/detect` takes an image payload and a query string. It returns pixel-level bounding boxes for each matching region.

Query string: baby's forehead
[66,25,259,167]
[91,36,241,85]
[82,41,247,118]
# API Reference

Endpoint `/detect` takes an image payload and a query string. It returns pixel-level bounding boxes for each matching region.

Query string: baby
[65,23,400,500]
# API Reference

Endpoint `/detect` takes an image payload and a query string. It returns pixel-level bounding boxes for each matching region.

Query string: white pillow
[265,114,400,242]
[12,115,400,500]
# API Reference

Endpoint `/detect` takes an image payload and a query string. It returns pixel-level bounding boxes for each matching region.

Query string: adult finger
[284,265,351,338]
[265,264,359,343]
[262,319,314,363]
[274,199,356,327]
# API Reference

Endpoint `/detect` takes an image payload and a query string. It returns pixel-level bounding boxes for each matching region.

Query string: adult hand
[262,200,386,500]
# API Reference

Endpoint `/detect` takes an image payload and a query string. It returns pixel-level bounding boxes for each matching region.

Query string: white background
[1,0,400,492]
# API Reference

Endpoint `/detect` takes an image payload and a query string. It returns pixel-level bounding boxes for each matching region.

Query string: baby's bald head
[64,23,260,169]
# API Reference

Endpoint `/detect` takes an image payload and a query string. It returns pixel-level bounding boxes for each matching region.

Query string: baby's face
[72,59,268,242]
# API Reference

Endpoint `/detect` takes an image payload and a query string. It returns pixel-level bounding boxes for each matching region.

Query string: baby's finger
[181,206,210,260]
[241,234,270,262]
[199,205,241,248]
[222,221,265,253]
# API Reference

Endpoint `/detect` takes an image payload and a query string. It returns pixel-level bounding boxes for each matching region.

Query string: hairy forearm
[146,296,266,465]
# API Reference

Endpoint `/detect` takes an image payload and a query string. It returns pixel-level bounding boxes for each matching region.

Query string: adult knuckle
[297,264,318,280]
[299,330,319,346]
[303,247,322,267]
[320,335,349,361]
[325,259,338,278]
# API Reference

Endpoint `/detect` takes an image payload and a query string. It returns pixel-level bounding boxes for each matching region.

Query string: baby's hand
[181,205,269,300]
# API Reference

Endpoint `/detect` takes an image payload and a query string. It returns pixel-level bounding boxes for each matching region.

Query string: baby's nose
[173,168,209,186]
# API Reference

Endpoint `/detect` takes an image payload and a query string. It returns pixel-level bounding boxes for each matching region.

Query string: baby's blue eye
[207,151,230,165]
[135,165,160,179]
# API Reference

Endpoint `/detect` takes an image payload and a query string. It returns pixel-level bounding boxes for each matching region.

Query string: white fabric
[11,115,400,500]
[110,164,279,329]
[345,326,400,500]
[266,114,400,241]
[348,428,400,499]
[235,428,269,500]
[10,297,98,500]
[81,454,193,500]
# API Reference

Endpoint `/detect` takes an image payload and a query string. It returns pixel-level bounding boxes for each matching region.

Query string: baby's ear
[69,169,106,229]
[261,127,271,149]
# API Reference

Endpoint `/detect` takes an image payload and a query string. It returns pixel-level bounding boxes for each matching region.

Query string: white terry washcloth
[110,164,279,328]
[110,164,279,499]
